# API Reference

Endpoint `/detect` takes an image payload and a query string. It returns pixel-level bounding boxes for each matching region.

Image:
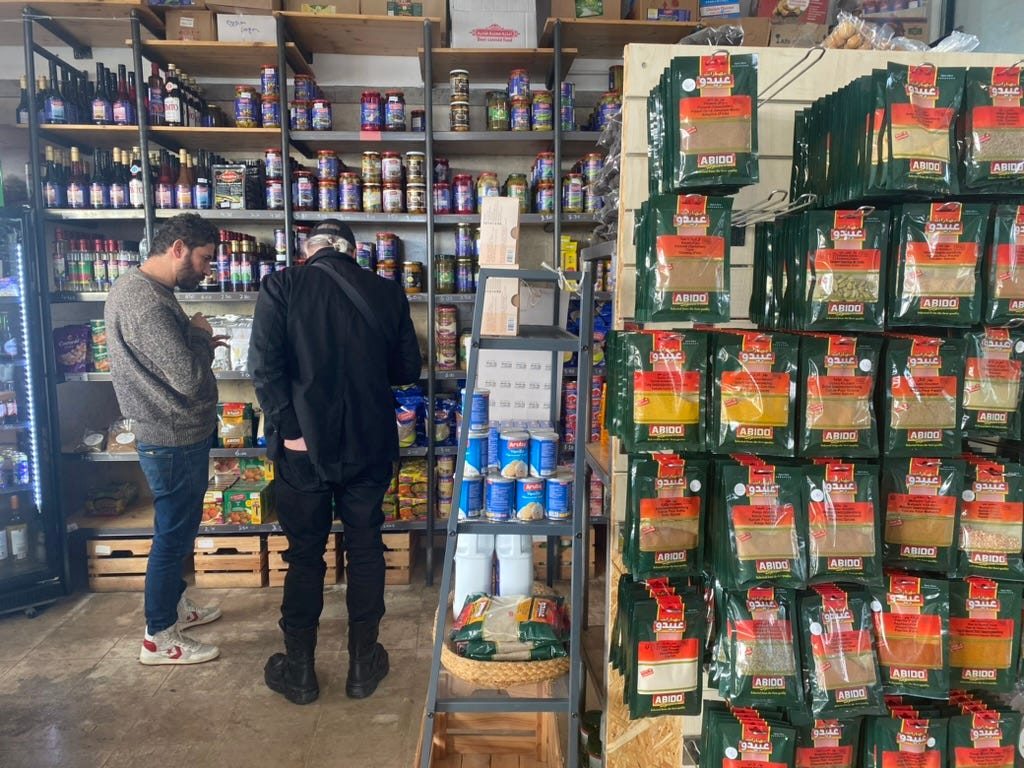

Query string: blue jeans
[138,436,213,634]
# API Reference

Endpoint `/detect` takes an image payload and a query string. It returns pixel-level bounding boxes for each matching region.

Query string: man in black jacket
[248,219,421,705]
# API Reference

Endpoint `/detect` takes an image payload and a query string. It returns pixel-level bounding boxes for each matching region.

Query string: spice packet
[871,716,949,768]
[719,586,803,709]
[883,335,965,457]
[671,52,760,192]
[882,457,964,575]
[963,65,1024,193]
[635,194,732,323]
[799,334,881,458]
[711,331,798,456]
[949,577,1023,693]
[985,204,1024,325]
[958,456,1024,581]
[870,572,950,699]
[700,706,797,768]
[794,718,862,768]
[626,455,706,580]
[804,461,883,587]
[885,63,965,196]
[800,585,886,718]
[961,328,1024,440]
[948,710,1022,768]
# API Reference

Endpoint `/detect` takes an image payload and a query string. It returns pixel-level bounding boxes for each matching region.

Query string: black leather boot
[265,619,320,705]
[346,619,389,699]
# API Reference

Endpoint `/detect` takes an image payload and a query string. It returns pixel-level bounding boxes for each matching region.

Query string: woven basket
[439,586,571,688]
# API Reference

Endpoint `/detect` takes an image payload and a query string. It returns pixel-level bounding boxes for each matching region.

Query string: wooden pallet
[533,537,596,582]
[194,535,267,588]
[87,538,155,592]
[267,533,342,588]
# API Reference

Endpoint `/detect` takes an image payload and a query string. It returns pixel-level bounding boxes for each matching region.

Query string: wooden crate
[87,538,155,592]
[193,535,267,588]
[533,536,596,582]
[267,533,342,588]
[346,532,418,586]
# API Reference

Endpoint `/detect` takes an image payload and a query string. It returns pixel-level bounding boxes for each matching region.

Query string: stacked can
[589,476,604,519]
[580,152,604,213]
[435,304,458,371]
[458,388,489,520]
[260,65,280,128]
[589,375,604,442]
[531,152,556,214]
[450,69,470,132]
[560,81,575,131]
[436,455,456,520]
[375,232,401,282]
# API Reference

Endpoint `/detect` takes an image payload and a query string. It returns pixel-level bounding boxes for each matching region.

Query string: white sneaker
[139,626,220,665]
[177,595,222,630]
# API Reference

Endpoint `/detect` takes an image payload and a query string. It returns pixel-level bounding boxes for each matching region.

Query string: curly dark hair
[149,213,219,256]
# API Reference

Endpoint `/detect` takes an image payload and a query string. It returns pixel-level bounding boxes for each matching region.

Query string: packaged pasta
[883,335,965,457]
[885,63,965,196]
[800,585,886,718]
[719,586,803,709]
[870,716,949,768]
[948,710,1022,768]
[803,461,883,587]
[799,334,881,458]
[635,194,732,323]
[984,204,1024,325]
[882,457,964,575]
[963,65,1024,193]
[450,594,568,649]
[711,331,798,456]
[670,52,759,192]
[793,718,862,768]
[961,328,1024,440]
[949,577,1023,693]
[958,456,1024,581]
[625,454,706,580]
[869,573,950,699]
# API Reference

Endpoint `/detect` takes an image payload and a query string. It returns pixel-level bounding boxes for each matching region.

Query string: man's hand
[210,334,229,352]
[190,312,213,335]
[284,437,307,452]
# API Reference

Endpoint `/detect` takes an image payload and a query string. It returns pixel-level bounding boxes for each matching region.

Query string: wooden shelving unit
[0,0,162,48]
[133,39,313,79]
[277,11,440,57]
[418,47,577,84]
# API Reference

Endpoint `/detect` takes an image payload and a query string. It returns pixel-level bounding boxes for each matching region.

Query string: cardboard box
[625,0,698,21]
[360,0,446,29]
[757,0,830,24]
[769,20,826,46]
[450,0,537,48]
[216,13,277,40]
[283,0,358,11]
[149,0,206,6]
[545,0,623,20]
[222,480,274,524]
[478,197,521,267]
[481,277,520,336]
[202,487,226,524]
[699,0,740,17]
[206,0,278,11]
[165,9,218,39]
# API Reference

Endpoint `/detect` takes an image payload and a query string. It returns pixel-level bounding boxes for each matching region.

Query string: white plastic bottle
[495,534,533,598]
[453,533,494,619]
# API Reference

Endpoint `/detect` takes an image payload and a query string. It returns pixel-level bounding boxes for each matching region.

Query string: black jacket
[248,249,422,474]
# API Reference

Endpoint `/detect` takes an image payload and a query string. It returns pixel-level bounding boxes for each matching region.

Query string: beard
[175,250,208,290]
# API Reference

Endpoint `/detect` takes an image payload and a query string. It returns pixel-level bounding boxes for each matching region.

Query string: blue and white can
[465,429,489,478]
[546,472,573,520]
[528,431,559,478]
[488,423,500,471]
[484,473,514,522]
[498,430,530,479]
[515,477,546,521]
[461,387,490,432]
[458,476,484,520]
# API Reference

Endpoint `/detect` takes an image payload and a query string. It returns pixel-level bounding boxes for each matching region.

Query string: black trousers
[274,449,394,631]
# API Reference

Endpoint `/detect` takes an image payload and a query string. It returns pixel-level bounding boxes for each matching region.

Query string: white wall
[955,0,1024,53]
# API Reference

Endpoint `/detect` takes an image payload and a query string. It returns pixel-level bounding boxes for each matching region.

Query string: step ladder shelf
[478,326,578,352]
[454,520,574,536]
[434,697,571,714]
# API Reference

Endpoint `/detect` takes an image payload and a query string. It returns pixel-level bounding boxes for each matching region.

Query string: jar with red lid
[384,90,406,132]
[311,98,332,131]
[290,100,311,131]
[361,151,382,183]
[317,150,339,181]
[381,152,403,184]
[339,173,361,212]
[407,184,426,215]
[265,148,283,180]
[292,170,316,211]
[260,95,280,128]
[382,182,404,213]
[433,182,452,214]
[318,178,338,212]
[453,174,474,214]
[360,90,383,132]
[363,182,382,213]
[434,157,451,185]
[293,74,316,103]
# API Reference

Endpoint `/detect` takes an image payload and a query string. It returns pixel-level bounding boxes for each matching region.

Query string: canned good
[234,85,258,128]
[376,232,399,263]
[453,175,474,215]
[531,90,553,131]
[455,223,474,258]
[293,171,315,211]
[510,97,531,131]
[535,182,555,213]
[597,91,621,129]
[504,173,529,213]
[376,263,397,281]
[498,430,529,479]
[535,153,555,183]
[265,179,284,210]
[339,173,361,212]
[437,473,455,497]
[355,241,376,270]
[382,183,404,213]
[407,184,426,214]
[609,65,623,93]
[450,101,470,132]
[274,228,287,254]
[529,431,559,478]
[508,68,530,99]
[561,104,575,132]
[436,304,457,336]
[294,74,316,102]
[465,429,489,477]
[434,157,451,184]
[403,261,422,293]
[450,69,470,102]
[436,337,458,370]
[361,90,382,131]
[260,64,279,97]
[486,90,509,131]
[435,254,455,293]
[456,256,474,293]
[458,476,484,520]
[290,100,311,131]
[381,152,403,184]
[411,109,426,132]
[562,173,584,213]
[317,150,340,181]
[515,477,546,521]
[546,472,573,520]
[437,455,456,476]
[583,153,604,184]
[362,182,382,213]
[459,331,472,369]
[485,473,515,522]
[265,148,283,180]
[385,90,406,131]
[261,95,280,128]
[311,98,332,130]
[433,182,452,214]
[405,151,425,184]
[589,476,604,518]
[461,387,490,431]
[487,424,500,470]
[317,179,338,212]
[560,80,575,108]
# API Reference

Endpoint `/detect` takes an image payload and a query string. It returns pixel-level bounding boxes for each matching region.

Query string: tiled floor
[0,583,438,768]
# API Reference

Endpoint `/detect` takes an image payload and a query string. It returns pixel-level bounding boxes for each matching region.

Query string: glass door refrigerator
[0,206,68,617]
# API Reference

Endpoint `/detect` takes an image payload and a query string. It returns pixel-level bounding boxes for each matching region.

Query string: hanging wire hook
[744,193,818,226]
[732,189,789,227]
[758,46,826,106]
[541,261,582,296]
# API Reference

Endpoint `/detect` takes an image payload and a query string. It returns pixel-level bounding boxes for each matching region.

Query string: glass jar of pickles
[476,172,500,208]
[435,254,455,293]
[562,173,584,213]
[407,184,427,215]
[531,90,553,131]
[361,151,382,183]
[510,97,531,131]
[362,181,382,213]
[339,173,361,212]
[234,85,259,128]
[486,90,509,131]
[504,173,529,213]
[382,182,404,213]
[381,152,403,184]
[405,151,426,184]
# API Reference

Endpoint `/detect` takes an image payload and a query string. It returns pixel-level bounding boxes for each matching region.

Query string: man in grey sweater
[105,213,224,665]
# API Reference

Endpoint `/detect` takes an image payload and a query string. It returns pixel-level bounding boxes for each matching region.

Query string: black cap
[310,218,356,251]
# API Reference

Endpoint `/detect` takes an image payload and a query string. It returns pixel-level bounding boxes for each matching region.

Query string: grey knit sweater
[104,267,218,447]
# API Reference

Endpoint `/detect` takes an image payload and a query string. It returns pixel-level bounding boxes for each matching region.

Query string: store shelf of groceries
[132,40,314,79]
[431,130,600,157]
[51,291,261,303]
[62,371,250,382]
[289,131,425,155]
[65,445,449,461]
[539,17,700,56]
[278,12,442,58]
[419,48,577,86]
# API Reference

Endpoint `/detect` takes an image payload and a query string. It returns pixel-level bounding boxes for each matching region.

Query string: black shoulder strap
[312,260,390,343]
